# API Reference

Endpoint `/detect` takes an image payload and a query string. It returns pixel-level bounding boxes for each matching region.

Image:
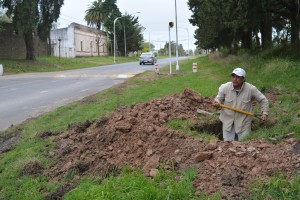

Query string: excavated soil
[43,88,300,199]
[0,129,21,154]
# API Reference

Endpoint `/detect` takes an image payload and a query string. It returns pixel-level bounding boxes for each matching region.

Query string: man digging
[213,68,269,141]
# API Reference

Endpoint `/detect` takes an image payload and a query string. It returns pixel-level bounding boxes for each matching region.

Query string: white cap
[232,68,246,77]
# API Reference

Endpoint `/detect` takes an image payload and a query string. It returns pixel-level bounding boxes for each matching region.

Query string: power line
[59,16,75,23]
[60,13,86,23]
[57,15,87,28]
[151,38,190,43]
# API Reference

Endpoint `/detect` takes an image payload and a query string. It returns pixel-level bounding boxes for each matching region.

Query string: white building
[50,23,109,58]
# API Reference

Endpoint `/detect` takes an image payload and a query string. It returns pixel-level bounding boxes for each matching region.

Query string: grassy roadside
[0,56,139,75]
[0,52,299,199]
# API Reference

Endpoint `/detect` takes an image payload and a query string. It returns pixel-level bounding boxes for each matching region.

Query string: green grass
[0,56,139,74]
[64,167,220,200]
[0,51,299,199]
[167,119,218,141]
[0,138,55,199]
[248,173,300,200]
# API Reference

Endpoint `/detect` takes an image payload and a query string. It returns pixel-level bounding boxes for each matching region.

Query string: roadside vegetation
[0,56,139,75]
[0,47,299,199]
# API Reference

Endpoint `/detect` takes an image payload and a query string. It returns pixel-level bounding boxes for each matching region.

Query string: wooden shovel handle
[219,103,257,117]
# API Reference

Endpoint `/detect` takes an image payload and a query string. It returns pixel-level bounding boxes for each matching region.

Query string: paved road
[0,57,185,131]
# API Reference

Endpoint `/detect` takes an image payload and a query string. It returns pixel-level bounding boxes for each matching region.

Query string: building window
[81,41,83,52]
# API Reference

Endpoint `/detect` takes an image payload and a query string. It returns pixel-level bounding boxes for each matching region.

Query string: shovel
[197,103,259,118]
[218,103,258,117]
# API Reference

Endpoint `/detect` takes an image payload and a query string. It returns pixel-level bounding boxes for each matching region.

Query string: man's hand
[261,114,268,121]
[212,100,221,108]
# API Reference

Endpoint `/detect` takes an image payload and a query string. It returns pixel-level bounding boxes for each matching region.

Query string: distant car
[139,52,157,65]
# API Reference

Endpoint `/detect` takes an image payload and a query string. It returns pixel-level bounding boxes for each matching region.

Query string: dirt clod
[36,131,55,138]
[67,120,92,133]
[292,141,300,153]
[0,131,21,154]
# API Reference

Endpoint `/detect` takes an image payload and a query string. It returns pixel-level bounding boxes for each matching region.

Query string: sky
[57,0,197,51]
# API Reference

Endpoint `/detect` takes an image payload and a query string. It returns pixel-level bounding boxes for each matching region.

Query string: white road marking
[117,74,134,79]
[79,89,89,92]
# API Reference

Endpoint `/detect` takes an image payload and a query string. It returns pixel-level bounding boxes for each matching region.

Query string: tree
[188,0,232,50]
[83,0,144,56]
[1,0,64,60]
[85,0,105,30]
[163,41,176,56]
[101,0,122,55]
[116,13,144,56]
[269,0,300,47]
[38,0,65,55]
[0,8,11,31]
[188,0,300,52]
[178,44,185,56]
[141,42,155,53]
[84,0,144,56]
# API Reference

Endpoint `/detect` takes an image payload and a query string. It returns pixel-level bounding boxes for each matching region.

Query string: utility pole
[186,28,189,57]
[114,17,121,63]
[124,24,126,57]
[175,0,179,70]
[149,32,151,51]
[58,38,61,59]
[123,12,140,57]
[169,22,174,75]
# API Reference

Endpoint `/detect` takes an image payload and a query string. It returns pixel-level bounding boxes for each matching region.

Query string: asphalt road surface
[0,57,186,131]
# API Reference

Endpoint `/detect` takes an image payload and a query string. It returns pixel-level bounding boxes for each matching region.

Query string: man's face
[231,74,244,89]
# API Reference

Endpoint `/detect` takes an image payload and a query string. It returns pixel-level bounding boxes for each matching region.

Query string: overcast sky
[57,0,197,50]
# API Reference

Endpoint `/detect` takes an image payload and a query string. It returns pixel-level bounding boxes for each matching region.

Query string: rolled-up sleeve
[214,83,228,104]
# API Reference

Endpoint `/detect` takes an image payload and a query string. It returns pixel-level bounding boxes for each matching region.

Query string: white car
[139,52,157,65]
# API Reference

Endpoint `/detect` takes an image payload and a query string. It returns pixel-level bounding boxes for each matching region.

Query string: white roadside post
[193,63,197,73]
[0,64,3,76]
[154,63,159,74]
[169,22,174,75]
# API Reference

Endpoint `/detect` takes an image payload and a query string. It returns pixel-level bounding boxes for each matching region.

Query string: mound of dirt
[44,88,300,199]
